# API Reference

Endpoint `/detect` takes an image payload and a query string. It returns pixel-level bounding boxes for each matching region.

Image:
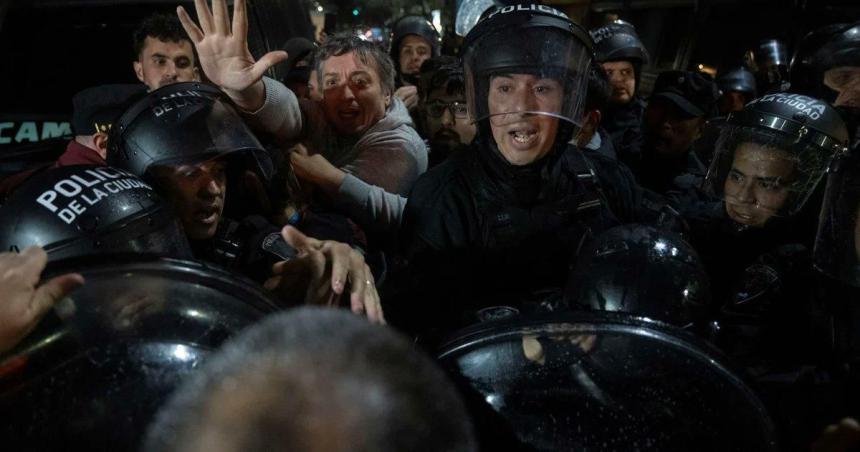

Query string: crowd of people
[0,0,859,449]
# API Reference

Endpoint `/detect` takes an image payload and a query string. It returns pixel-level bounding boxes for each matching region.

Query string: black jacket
[388,138,663,340]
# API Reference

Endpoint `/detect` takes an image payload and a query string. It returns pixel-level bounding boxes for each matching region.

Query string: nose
[441,108,455,127]
[733,179,756,204]
[511,87,539,113]
[198,173,223,200]
[342,83,356,101]
[163,61,178,80]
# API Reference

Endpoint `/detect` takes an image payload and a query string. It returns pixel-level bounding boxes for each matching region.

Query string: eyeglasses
[425,101,469,119]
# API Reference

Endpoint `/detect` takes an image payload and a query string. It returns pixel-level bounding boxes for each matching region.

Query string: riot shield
[438,312,777,451]
[0,256,279,450]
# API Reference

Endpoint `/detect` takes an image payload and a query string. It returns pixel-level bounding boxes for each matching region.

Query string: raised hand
[177,0,287,110]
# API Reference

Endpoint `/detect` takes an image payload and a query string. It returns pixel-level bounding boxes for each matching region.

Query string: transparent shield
[814,154,860,287]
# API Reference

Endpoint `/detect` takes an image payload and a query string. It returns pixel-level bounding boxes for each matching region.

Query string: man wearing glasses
[417,57,477,166]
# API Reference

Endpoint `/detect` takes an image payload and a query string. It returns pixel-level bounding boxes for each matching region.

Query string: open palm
[177,0,287,102]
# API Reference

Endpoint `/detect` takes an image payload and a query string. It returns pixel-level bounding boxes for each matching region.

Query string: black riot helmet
[0,256,278,450]
[704,93,849,228]
[0,165,191,261]
[717,66,757,98]
[814,145,860,287]
[810,21,860,75]
[389,15,441,69]
[790,23,850,98]
[589,20,649,67]
[567,224,711,328]
[462,4,593,148]
[107,82,272,181]
[811,21,860,143]
[746,39,791,94]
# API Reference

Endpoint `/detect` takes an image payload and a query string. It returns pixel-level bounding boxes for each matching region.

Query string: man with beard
[417,56,476,166]
[589,20,649,161]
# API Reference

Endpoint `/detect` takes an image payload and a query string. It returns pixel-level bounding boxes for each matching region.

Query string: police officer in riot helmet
[815,145,860,289]
[810,21,860,145]
[390,15,442,112]
[746,39,792,95]
[108,82,384,321]
[589,20,649,160]
[810,21,860,290]
[0,165,192,262]
[685,94,848,367]
[717,67,757,115]
[391,4,630,341]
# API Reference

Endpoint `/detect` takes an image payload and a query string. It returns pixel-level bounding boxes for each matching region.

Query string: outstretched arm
[177,0,287,111]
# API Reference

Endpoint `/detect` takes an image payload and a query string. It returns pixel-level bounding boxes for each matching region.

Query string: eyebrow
[730,168,782,182]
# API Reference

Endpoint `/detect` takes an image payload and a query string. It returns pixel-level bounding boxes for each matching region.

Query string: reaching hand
[264,226,384,324]
[395,85,420,110]
[289,145,345,197]
[177,0,287,110]
[0,247,84,353]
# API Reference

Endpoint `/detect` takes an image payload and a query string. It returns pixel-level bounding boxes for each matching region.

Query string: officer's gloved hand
[264,226,385,324]
[0,247,84,353]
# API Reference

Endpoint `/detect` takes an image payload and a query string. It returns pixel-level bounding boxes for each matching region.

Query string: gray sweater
[245,77,424,233]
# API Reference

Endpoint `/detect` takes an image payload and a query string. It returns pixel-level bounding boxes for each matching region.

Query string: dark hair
[132,13,193,59]
[144,307,477,452]
[418,56,466,101]
[585,62,611,112]
[314,33,396,96]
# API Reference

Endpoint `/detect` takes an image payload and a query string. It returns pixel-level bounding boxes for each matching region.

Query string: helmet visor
[704,124,832,227]
[814,154,860,287]
[464,26,591,129]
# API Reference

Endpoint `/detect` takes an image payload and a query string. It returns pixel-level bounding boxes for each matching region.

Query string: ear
[192,66,201,82]
[591,110,602,130]
[133,61,145,84]
[93,133,109,160]
[384,91,392,108]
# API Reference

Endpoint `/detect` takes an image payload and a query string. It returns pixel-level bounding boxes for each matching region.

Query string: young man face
[723,142,795,228]
[151,158,227,241]
[399,35,432,76]
[488,73,562,166]
[320,52,390,135]
[134,37,200,91]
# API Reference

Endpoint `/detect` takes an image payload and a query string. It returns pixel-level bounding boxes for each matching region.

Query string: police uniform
[389,6,673,342]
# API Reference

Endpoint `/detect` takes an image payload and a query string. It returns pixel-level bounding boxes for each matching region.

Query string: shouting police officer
[392,4,638,340]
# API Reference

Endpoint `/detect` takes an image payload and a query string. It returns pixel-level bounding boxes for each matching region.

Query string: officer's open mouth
[510,127,538,145]
[194,205,220,225]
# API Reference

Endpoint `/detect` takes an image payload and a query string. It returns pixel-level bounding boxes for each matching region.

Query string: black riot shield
[438,312,777,451]
[0,256,279,451]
